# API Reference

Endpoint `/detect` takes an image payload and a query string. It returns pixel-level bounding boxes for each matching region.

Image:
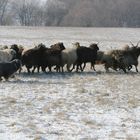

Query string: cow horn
[96,42,99,45]
[136,40,140,47]
[130,41,135,47]
[34,43,37,47]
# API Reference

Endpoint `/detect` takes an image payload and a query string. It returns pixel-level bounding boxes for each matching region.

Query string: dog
[0,59,21,81]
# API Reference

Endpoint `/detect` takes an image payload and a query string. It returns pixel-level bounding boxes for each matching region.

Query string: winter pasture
[0,26,140,140]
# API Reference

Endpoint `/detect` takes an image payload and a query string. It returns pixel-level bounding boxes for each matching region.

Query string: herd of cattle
[0,41,140,80]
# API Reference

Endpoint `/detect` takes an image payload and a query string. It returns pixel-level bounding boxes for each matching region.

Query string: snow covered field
[0,26,140,140]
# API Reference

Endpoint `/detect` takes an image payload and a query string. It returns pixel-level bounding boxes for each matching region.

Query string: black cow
[76,44,99,72]
[0,59,21,81]
[21,44,47,74]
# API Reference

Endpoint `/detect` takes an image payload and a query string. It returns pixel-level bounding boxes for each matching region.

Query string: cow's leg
[48,66,52,72]
[80,63,84,71]
[37,66,40,73]
[18,67,22,74]
[56,66,60,72]
[105,64,109,72]
[41,66,46,73]
[119,65,127,73]
[82,63,86,71]
[91,62,96,71]
[27,68,31,74]
[0,77,2,81]
[66,63,71,72]
[69,64,75,72]
[26,65,31,74]
[4,75,9,81]
[135,65,138,72]
[76,64,79,72]
[32,66,36,73]
[128,65,132,71]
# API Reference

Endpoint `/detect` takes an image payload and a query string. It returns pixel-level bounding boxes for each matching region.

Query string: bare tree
[44,0,68,26]
[0,0,9,25]
[12,0,44,26]
[43,0,140,27]
[0,0,139,27]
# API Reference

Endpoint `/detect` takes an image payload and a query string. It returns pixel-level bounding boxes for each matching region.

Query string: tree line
[0,0,140,27]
